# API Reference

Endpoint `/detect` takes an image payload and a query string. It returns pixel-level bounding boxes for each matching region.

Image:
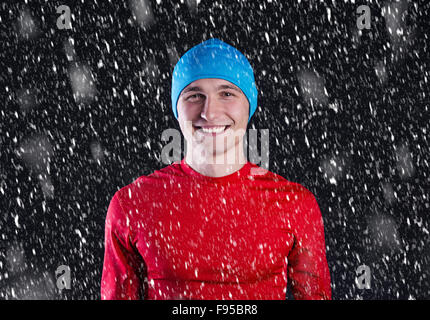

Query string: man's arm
[101,192,146,300]
[287,190,332,300]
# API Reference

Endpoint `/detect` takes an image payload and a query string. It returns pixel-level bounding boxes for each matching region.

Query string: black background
[0,0,429,299]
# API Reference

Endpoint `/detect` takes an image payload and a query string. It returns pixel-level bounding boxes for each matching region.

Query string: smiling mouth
[193,125,232,134]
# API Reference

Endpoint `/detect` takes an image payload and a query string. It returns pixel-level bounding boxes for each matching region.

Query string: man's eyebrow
[216,84,242,93]
[180,84,242,96]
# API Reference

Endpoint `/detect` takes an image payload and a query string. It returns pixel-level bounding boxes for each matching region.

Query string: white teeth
[200,126,226,133]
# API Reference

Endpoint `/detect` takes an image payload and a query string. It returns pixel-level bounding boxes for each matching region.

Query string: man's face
[177,78,249,159]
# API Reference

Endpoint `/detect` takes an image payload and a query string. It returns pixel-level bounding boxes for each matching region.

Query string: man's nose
[200,95,222,121]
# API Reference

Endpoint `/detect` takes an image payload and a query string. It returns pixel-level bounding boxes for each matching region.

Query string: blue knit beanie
[171,38,258,122]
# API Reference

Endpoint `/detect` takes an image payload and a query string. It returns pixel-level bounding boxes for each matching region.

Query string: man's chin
[188,146,232,160]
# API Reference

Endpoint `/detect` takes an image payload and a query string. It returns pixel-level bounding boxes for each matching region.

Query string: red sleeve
[287,191,332,300]
[101,192,146,300]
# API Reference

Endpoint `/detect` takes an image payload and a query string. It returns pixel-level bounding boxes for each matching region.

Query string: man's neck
[184,148,248,178]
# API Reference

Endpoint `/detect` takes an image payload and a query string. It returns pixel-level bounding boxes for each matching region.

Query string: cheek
[230,100,249,123]
[178,102,201,120]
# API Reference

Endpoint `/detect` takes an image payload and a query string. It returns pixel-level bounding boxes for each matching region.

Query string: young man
[101,38,332,300]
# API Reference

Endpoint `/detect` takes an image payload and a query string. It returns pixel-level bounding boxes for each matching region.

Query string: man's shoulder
[249,163,316,200]
[115,161,183,202]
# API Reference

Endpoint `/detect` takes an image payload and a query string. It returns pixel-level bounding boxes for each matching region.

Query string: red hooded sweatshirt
[101,158,331,300]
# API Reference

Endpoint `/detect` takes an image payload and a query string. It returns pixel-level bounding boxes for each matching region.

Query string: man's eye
[222,92,234,97]
[187,94,203,100]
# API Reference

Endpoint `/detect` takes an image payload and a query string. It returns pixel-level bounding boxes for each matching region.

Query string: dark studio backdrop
[0,0,429,300]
